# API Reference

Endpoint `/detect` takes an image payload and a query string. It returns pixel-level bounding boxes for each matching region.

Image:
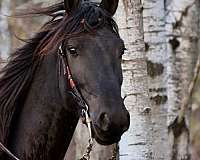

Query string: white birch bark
[143,0,170,159]
[166,0,199,159]
[0,0,11,60]
[116,0,153,159]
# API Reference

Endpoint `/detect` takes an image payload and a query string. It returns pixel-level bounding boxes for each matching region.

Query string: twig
[178,54,200,124]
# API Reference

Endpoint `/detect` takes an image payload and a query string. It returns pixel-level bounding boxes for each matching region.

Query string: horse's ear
[64,0,80,13]
[100,0,119,16]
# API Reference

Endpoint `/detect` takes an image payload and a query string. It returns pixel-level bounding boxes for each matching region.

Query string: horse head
[61,0,130,145]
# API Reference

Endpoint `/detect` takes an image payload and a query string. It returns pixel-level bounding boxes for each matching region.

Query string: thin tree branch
[178,54,200,124]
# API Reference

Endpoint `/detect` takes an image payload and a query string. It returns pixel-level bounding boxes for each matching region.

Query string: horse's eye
[120,48,127,58]
[68,47,78,56]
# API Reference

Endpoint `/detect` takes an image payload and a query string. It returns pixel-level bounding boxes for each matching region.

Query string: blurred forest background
[1,0,200,160]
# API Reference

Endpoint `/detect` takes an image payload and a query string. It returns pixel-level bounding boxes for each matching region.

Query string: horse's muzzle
[92,108,130,145]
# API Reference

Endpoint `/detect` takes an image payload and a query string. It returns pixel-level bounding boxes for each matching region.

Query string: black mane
[0,1,119,146]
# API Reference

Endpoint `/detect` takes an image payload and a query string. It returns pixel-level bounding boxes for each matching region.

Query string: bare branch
[178,54,200,124]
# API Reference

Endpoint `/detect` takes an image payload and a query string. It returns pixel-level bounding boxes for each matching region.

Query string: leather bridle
[58,44,118,160]
[58,45,94,160]
[58,45,92,124]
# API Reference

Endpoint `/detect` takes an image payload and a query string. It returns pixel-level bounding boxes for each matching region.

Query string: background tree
[166,0,199,159]
[116,0,153,159]
[118,0,200,160]
[143,0,169,159]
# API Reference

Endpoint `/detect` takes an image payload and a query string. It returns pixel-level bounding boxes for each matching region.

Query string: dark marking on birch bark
[164,0,166,11]
[142,107,151,114]
[149,88,166,92]
[169,38,180,50]
[182,7,189,16]
[168,117,188,138]
[145,43,149,52]
[150,95,167,105]
[172,6,189,30]
[129,142,146,146]
[140,4,144,13]
[147,60,164,78]
[173,21,182,29]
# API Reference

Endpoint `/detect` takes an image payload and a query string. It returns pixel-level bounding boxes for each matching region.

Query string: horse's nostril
[98,113,111,132]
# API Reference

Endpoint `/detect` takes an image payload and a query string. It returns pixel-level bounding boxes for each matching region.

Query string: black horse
[0,0,130,159]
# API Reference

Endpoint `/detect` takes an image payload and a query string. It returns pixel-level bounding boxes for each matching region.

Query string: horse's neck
[7,53,79,160]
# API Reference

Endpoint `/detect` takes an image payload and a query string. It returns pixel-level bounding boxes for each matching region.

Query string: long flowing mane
[0,1,119,146]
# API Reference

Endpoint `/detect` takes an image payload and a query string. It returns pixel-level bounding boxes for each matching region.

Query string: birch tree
[166,0,199,159]
[143,0,170,159]
[116,0,153,159]
[118,0,199,159]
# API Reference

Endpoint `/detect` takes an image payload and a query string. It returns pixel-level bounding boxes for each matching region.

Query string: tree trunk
[166,0,199,159]
[118,0,198,159]
[116,0,153,159]
[143,0,170,159]
[0,0,11,60]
